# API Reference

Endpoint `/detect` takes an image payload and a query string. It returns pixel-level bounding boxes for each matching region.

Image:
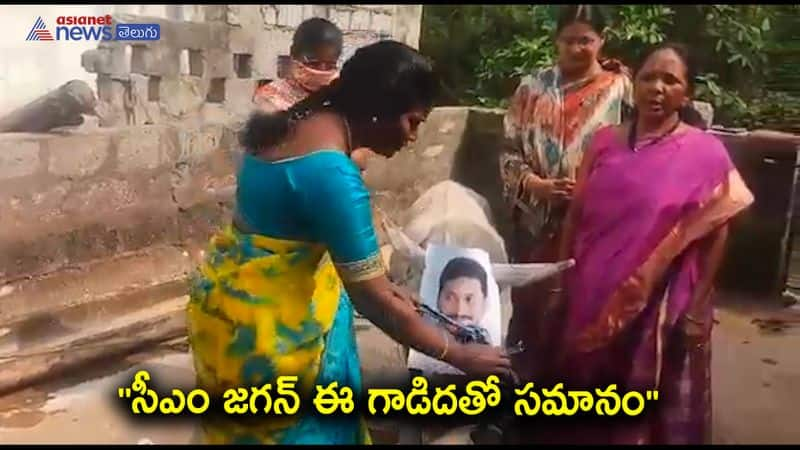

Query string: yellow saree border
[573,169,754,353]
[334,250,386,283]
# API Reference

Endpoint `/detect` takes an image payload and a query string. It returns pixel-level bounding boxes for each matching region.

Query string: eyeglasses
[557,36,597,47]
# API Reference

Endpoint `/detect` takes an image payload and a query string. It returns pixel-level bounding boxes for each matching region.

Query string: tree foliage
[420,5,799,130]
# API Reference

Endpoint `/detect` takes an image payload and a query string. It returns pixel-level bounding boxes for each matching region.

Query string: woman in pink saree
[536,43,755,444]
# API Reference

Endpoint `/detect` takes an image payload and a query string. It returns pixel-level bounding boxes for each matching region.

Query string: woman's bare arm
[682,223,730,340]
[556,129,602,264]
[499,80,543,208]
[695,223,730,301]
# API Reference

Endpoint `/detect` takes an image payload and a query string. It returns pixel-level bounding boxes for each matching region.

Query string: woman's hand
[543,287,564,319]
[524,173,575,201]
[447,343,516,383]
[537,273,566,322]
[350,147,378,172]
[347,276,516,384]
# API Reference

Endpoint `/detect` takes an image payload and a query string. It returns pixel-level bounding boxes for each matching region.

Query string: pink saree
[544,126,754,444]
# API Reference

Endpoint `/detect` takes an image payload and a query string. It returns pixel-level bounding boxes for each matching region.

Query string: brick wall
[81,5,423,127]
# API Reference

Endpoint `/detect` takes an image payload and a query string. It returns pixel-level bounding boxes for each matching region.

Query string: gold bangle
[437,329,450,360]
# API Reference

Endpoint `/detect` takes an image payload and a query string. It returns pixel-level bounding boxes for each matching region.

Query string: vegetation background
[419,5,799,131]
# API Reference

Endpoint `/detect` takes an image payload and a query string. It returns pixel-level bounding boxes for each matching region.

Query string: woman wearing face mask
[253,18,342,112]
[501,4,633,389]
[253,18,376,172]
[187,41,514,445]
[540,43,753,444]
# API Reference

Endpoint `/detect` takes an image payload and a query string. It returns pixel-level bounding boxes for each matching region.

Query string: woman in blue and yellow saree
[187,41,515,445]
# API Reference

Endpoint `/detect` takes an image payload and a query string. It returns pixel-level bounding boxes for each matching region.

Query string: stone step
[0,245,196,395]
[0,244,195,326]
[0,295,187,396]
[0,238,411,399]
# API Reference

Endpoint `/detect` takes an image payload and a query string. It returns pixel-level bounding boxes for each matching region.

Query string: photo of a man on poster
[408,244,502,375]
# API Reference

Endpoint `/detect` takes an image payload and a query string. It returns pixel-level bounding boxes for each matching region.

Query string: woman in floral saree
[537,43,754,444]
[501,4,633,388]
[187,41,514,445]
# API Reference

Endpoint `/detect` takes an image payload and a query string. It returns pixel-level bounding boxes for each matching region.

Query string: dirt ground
[0,295,798,445]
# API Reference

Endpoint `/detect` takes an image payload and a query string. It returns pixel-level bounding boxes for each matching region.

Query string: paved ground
[710,303,800,444]
[0,299,798,444]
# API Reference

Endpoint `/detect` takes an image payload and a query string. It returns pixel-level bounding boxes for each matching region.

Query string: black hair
[628,41,707,148]
[438,257,488,298]
[556,4,607,36]
[637,42,698,95]
[290,18,343,59]
[240,40,439,154]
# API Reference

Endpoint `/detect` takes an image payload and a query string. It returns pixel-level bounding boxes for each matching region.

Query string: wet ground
[0,298,798,444]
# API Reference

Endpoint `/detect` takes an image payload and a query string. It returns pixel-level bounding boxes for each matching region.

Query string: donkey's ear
[383,221,426,267]
[492,259,575,288]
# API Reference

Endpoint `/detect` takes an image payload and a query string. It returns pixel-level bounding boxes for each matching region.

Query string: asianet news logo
[26,15,160,42]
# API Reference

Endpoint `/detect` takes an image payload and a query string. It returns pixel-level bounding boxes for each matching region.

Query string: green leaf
[761,17,771,31]
[736,98,748,109]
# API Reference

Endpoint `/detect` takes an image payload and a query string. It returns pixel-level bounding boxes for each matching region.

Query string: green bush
[420,5,799,129]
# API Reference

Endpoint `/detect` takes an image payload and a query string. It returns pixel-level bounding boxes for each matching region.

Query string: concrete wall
[0,123,240,282]
[1,5,423,120]
[0,106,493,284]
[80,5,420,127]
[0,3,425,283]
[718,135,798,294]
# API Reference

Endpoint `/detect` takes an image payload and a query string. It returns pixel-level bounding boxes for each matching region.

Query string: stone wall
[80,5,423,127]
[0,106,483,284]
[0,4,424,283]
[0,123,240,282]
